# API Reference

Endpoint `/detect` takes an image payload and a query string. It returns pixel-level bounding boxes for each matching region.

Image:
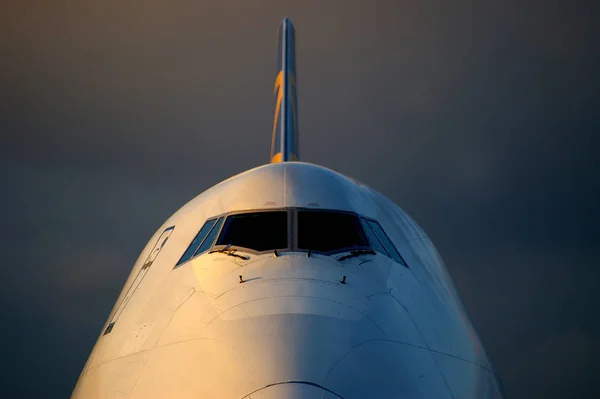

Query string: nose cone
[126,255,455,398]
[191,255,454,398]
[211,310,453,399]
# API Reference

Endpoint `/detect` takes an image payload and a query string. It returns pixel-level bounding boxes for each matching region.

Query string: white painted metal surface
[72,162,504,398]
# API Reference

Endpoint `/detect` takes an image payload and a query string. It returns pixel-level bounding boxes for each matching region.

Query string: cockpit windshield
[297,210,368,253]
[216,211,288,251]
[176,208,407,266]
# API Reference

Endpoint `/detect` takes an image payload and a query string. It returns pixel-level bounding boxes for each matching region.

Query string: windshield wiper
[209,245,250,260]
[337,249,376,262]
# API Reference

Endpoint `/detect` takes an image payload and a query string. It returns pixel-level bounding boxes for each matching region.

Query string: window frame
[174,208,408,268]
[175,218,217,267]
[194,217,225,255]
[359,217,389,257]
[362,217,408,266]
[174,217,224,268]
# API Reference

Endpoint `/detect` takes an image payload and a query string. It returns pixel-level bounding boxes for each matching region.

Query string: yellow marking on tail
[271,71,283,158]
[271,152,283,163]
[270,72,297,163]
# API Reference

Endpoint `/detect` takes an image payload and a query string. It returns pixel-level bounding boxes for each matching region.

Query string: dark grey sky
[1,1,599,398]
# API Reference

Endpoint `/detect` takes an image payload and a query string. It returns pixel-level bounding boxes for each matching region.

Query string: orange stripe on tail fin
[270,18,299,163]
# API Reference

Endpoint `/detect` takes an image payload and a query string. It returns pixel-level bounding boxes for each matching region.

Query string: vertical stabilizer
[270,18,299,163]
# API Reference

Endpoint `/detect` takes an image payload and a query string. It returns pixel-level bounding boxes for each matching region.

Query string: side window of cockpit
[365,220,407,266]
[297,211,368,253]
[360,218,388,256]
[216,211,288,251]
[176,219,217,266]
[196,217,224,254]
[175,217,224,267]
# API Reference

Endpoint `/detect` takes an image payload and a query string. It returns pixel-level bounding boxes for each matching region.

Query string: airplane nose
[207,297,454,399]
[187,256,454,398]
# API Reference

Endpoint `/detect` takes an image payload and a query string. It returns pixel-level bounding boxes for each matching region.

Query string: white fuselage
[71,162,503,398]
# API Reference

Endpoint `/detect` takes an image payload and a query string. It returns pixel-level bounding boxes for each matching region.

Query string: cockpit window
[175,209,407,267]
[360,218,388,256]
[216,211,288,251]
[196,217,224,254]
[176,218,217,266]
[365,219,406,266]
[297,210,368,253]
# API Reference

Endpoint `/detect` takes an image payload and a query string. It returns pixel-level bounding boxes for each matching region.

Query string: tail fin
[270,18,299,163]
